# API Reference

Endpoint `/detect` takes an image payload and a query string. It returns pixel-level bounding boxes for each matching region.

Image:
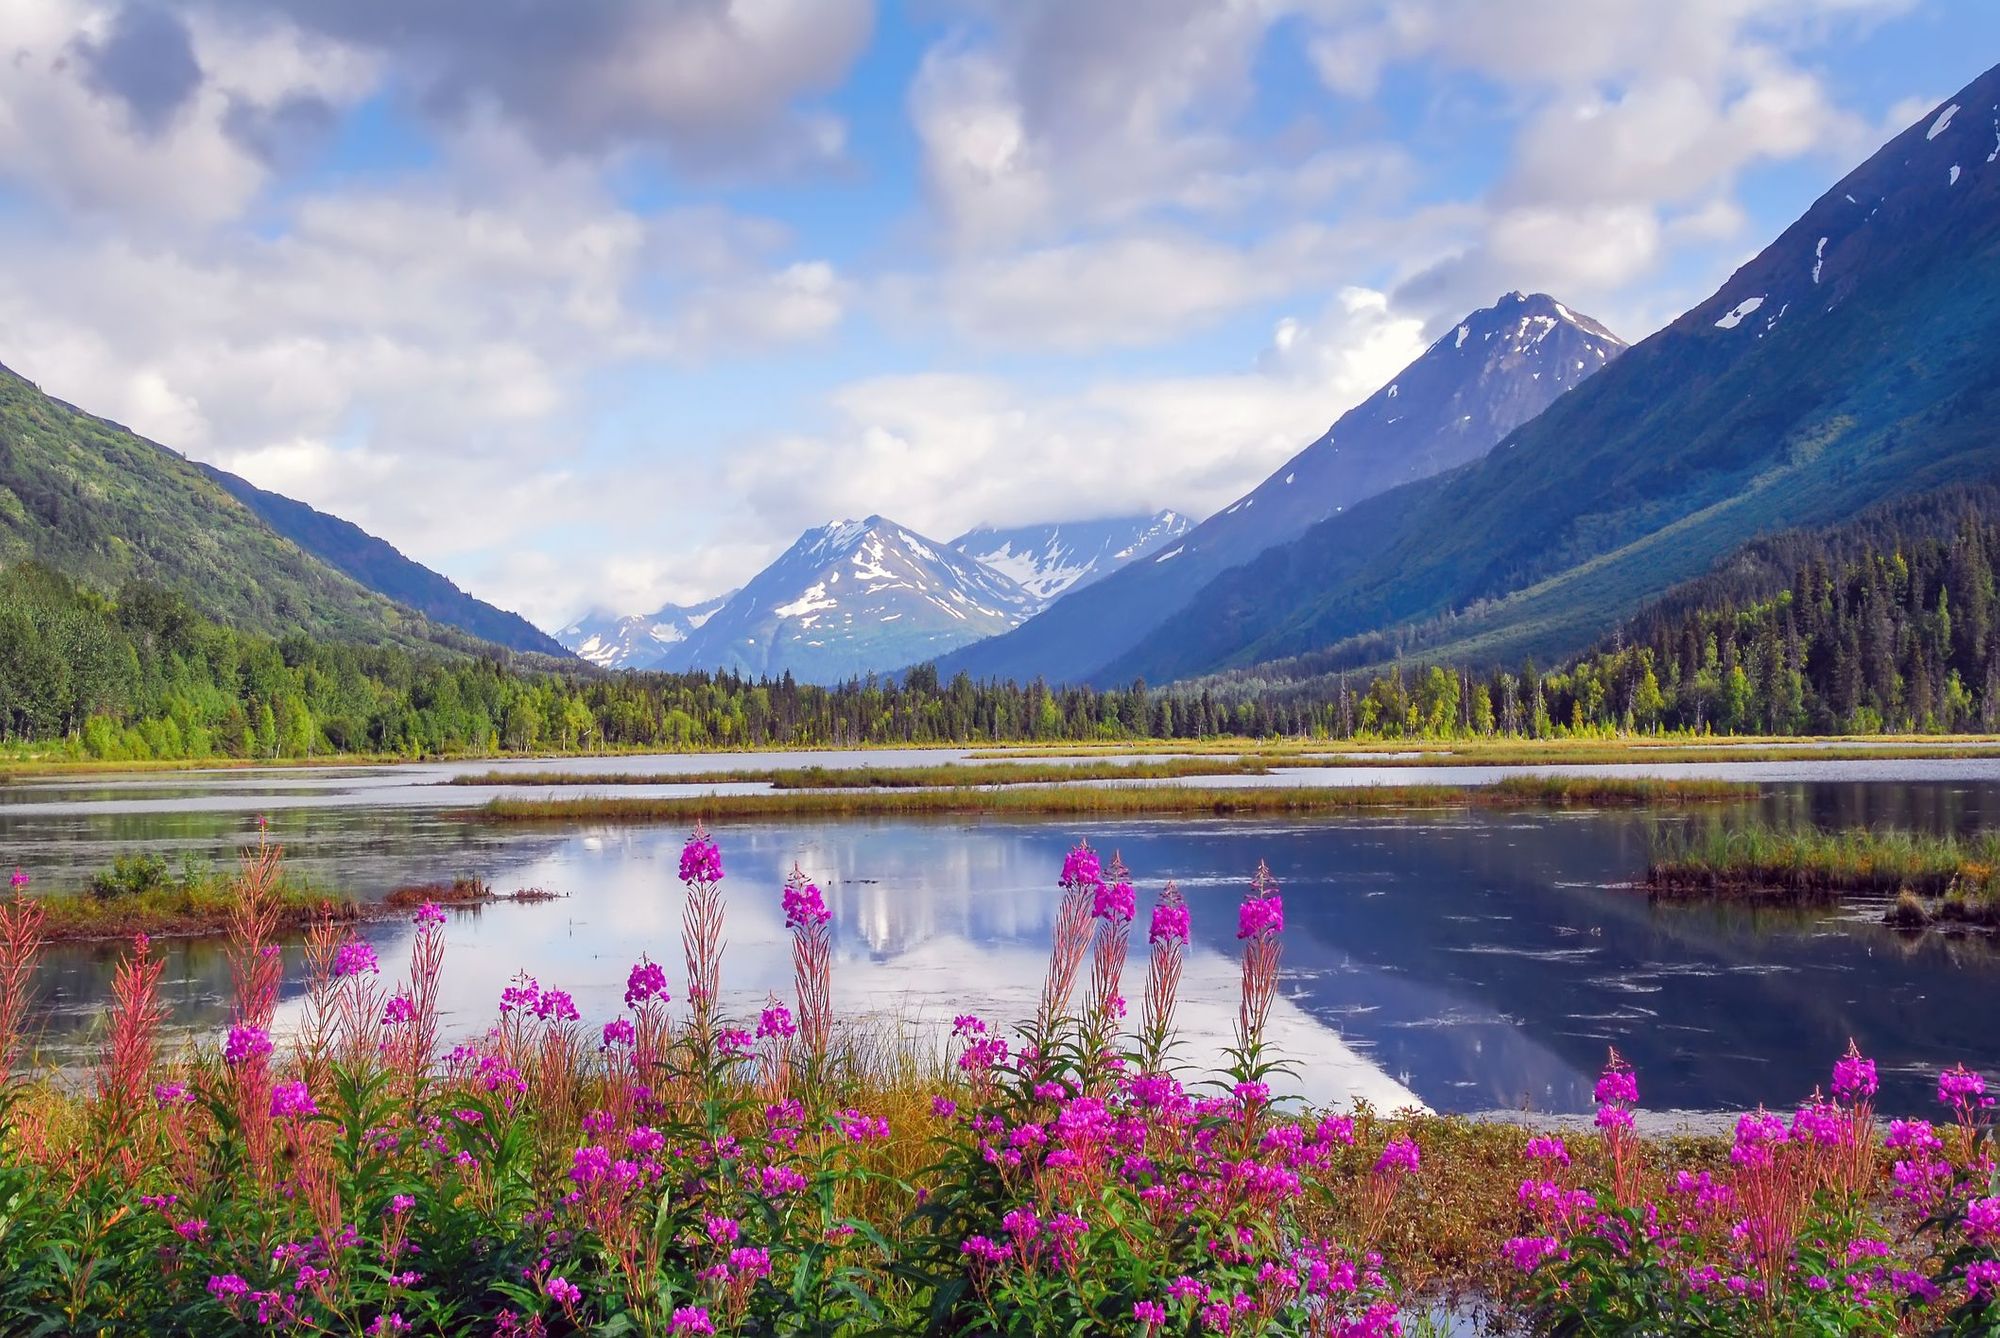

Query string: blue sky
[0,0,1994,627]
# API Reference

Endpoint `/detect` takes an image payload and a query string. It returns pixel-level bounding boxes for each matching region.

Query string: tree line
[5,485,2000,760]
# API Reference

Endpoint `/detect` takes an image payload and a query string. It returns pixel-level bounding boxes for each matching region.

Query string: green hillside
[1103,65,2000,687]
[195,462,571,657]
[0,361,500,655]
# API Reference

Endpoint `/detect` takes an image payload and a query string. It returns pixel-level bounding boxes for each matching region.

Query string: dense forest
[1206,485,2000,739]
[5,485,2000,759]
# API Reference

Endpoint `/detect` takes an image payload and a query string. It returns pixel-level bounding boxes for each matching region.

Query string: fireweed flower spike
[782,863,832,1075]
[1039,839,1101,1030]
[1083,852,1136,1058]
[680,824,726,1040]
[1139,882,1189,1072]
[1593,1048,1642,1205]
[1235,862,1284,1059]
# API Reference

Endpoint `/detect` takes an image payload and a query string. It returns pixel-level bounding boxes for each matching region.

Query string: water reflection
[14,793,2000,1118]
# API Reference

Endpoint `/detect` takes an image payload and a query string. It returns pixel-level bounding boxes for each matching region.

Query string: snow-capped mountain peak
[625,516,1039,683]
[949,510,1191,603]
[556,594,733,670]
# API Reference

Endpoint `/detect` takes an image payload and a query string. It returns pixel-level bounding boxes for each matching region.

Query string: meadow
[0,830,1994,1334]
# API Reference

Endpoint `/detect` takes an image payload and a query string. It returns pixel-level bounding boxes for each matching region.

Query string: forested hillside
[196,463,571,657]
[1193,485,2000,737]
[0,361,504,656]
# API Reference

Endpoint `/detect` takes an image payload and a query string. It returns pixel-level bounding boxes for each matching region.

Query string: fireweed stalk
[1137,881,1189,1074]
[0,869,46,1081]
[1232,861,1285,1084]
[95,932,167,1173]
[1080,852,1135,1092]
[680,824,725,1045]
[782,864,832,1081]
[1036,841,1099,1035]
[226,831,286,1176]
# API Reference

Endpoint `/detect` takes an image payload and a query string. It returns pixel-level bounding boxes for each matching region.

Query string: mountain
[1108,63,2000,687]
[948,510,1191,602]
[557,594,733,670]
[933,291,1626,684]
[661,517,1039,683]
[0,361,508,655]
[195,463,570,658]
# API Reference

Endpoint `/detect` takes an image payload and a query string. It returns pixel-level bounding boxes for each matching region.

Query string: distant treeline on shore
[4,487,2000,760]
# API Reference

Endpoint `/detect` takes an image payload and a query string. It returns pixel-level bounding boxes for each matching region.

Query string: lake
[5,751,1999,1119]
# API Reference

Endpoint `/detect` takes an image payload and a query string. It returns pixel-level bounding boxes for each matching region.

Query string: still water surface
[5,753,1999,1119]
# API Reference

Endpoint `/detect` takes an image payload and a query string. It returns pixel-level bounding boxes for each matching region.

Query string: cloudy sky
[1,0,1993,628]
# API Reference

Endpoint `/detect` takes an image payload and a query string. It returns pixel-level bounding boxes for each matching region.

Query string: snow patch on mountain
[949,511,1190,604]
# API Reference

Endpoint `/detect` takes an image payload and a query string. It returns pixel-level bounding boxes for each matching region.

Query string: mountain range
[1103,63,2000,690]
[9,61,2000,700]
[948,511,1190,602]
[931,291,1628,685]
[558,595,735,671]
[557,510,1187,677]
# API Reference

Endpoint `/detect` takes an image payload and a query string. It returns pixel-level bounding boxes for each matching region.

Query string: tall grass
[446,756,1279,789]
[472,775,1754,824]
[1647,823,2000,920]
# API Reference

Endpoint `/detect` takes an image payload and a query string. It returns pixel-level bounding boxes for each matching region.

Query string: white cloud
[193,0,873,168]
[0,163,847,607]
[725,287,1428,546]
[0,0,370,228]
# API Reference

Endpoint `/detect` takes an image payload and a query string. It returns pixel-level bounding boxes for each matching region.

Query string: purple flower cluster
[1147,898,1190,945]
[380,994,415,1027]
[756,1002,796,1041]
[499,973,580,1023]
[1236,891,1283,940]
[269,1080,317,1120]
[624,957,670,1008]
[782,880,830,929]
[1060,844,1102,890]
[679,835,724,884]
[1092,880,1136,923]
[223,1024,272,1067]
[332,941,379,978]
[1832,1040,1878,1103]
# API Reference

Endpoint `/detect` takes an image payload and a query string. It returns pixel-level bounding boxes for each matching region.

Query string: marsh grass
[470,775,1752,824]
[28,870,554,942]
[1647,823,2000,924]
[444,756,1279,789]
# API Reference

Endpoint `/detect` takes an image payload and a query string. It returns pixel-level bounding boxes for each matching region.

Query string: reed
[445,756,1279,788]
[1647,823,2000,921]
[473,775,1754,824]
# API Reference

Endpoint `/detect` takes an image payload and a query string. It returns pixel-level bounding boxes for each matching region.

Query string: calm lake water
[5,751,2000,1119]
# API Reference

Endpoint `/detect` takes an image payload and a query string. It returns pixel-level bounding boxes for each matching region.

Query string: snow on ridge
[1714,296,1765,330]
[1929,103,1960,140]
